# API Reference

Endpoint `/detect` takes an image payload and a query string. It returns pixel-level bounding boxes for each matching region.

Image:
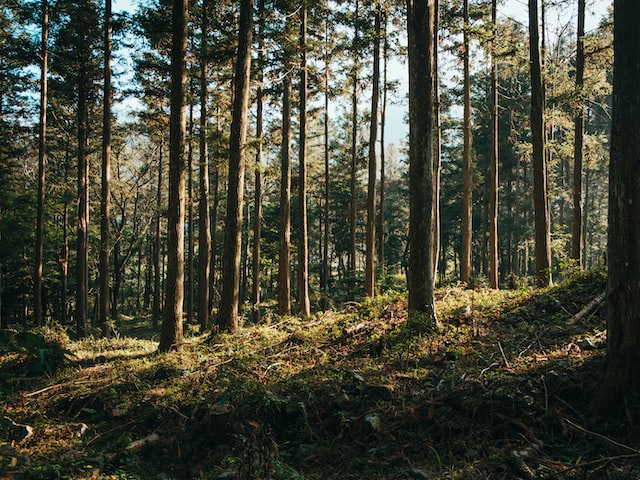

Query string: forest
[2,0,640,478]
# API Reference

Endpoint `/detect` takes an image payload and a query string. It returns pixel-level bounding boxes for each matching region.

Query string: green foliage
[0,329,73,375]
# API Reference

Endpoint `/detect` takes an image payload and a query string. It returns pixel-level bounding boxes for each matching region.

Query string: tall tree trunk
[186,104,194,326]
[278,10,292,316]
[599,0,640,416]
[406,0,436,322]
[76,64,89,337]
[570,0,585,267]
[528,0,552,287]
[210,159,219,308]
[378,8,388,275]
[61,202,69,324]
[488,0,499,289]
[432,0,441,283]
[198,0,211,330]
[460,0,473,284]
[218,0,253,332]
[158,0,188,352]
[153,142,164,329]
[349,0,360,301]
[35,0,48,326]
[298,5,310,315]
[251,0,264,324]
[321,19,331,311]
[99,0,112,334]
[365,2,381,298]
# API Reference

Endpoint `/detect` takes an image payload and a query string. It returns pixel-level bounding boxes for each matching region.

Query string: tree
[528,0,552,287]
[158,0,188,352]
[278,6,292,316]
[321,14,331,311]
[297,4,310,316]
[251,0,265,324]
[348,0,360,302]
[198,0,211,330]
[365,1,381,298]
[570,0,585,267]
[488,0,498,289]
[34,0,48,326]
[217,0,253,332]
[99,0,113,335]
[432,0,441,283]
[599,0,640,416]
[460,0,472,284]
[406,0,436,320]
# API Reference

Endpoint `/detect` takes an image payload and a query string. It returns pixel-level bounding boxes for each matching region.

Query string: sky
[111,0,613,147]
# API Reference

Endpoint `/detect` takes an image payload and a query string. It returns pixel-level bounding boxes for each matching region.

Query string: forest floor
[2,270,639,479]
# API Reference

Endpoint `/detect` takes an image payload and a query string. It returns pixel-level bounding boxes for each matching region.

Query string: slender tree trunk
[251,0,264,324]
[210,160,219,308]
[278,75,292,315]
[406,0,436,322]
[153,143,164,329]
[432,0,441,283]
[278,10,293,316]
[365,2,381,298]
[571,0,585,267]
[61,202,69,324]
[460,0,473,284]
[198,0,211,330]
[599,0,640,415]
[99,0,112,334]
[321,20,331,311]
[378,9,388,274]
[218,0,253,332]
[528,0,552,287]
[349,0,360,301]
[159,0,188,352]
[186,103,195,326]
[76,65,89,337]
[35,0,48,326]
[298,5,311,315]
[488,0,499,289]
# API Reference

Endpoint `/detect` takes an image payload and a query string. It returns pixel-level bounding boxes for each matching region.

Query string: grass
[2,269,637,479]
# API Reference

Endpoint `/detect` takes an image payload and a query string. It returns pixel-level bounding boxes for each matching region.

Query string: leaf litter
[2,270,639,479]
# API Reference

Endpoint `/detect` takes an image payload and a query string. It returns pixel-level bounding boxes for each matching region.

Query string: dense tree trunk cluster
[0,0,622,373]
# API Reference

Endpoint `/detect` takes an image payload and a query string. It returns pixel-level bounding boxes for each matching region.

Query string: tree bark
[35,0,48,326]
[298,5,310,315]
[528,0,552,287]
[365,2,381,298]
[159,0,188,352]
[321,18,331,311]
[349,0,360,301]
[278,8,292,316]
[198,0,211,330]
[153,142,164,330]
[251,0,264,324]
[570,0,585,267]
[406,0,436,321]
[488,0,499,289]
[187,104,194,326]
[432,0,441,284]
[599,0,640,416]
[99,0,113,335]
[218,0,253,332]
[460,0,473,285]
[76,64,89,337]
[378,8,388,276]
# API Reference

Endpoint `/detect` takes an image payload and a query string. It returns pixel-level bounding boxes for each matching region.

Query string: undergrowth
[2,269,636,479]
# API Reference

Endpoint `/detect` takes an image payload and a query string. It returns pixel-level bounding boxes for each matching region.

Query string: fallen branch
[563,417,640,454]
[567,292,605,325]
